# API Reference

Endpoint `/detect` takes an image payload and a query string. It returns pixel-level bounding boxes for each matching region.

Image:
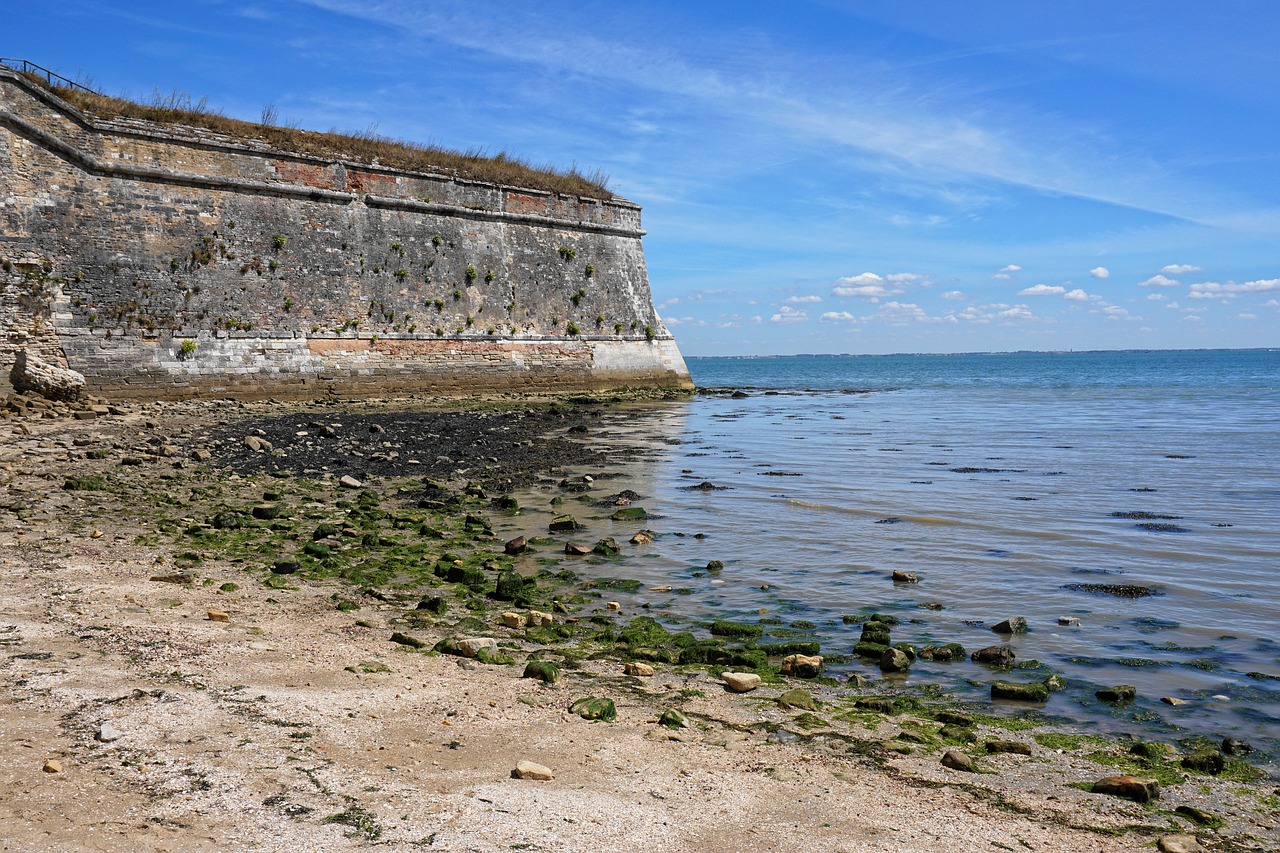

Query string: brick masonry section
[0,68,691,399]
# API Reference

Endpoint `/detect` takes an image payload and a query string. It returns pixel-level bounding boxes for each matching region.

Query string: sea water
[518,350,1280,761]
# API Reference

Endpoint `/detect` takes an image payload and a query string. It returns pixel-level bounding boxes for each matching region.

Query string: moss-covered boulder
[522,661,561,684]
[991,681,1049,702]
[570,697,617,722]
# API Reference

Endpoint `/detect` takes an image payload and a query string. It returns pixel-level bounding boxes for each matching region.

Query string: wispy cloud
[1188,278,1280,299]
[1161,263,1202,275]
[1019,284,1066,296]
[1139,274,1180,287]
[770,305,809,323]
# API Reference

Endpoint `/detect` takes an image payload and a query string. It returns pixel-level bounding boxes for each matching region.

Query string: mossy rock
[1096,684,1137,704]
[658,709,689,729]
[938,724,977,744]
[757,641,820,656]
[419,524,446,539]
[777,688,817,710]
[251,503,286,520]
[271,559,300,575]
[522,660,561,684]
[592,537,621,556]
[1043,673,1067,692]
[389,632,426,649]
[610,506,648,520]
[854,640,889,658]
[549,515,580,532]
[854,697,895,713]
[1129,741,1170,761]
[493,570,527,601]
[990,681,1049,702]
[570,697,617,722]
[475,647,516,666]
[447,565,488,591]
[709,620,763,639]
[312,522,340,540]
[416,596,447,614]
[1181,750,1225,774]
[303,541,331,559]
[493,495,520,511]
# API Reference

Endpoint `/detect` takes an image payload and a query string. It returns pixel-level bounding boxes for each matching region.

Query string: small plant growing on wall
[268,259,279,272]
[565,320,580,336]
[453,288,463,300]
[179,338,198,358]
[570,288,586,306]
[557,246,576,261]
[584,263,595,277]
[614,321,624,334]
[432,234,443,247]
[395,268,408,279]
[484,271,495,283]
[465,265,478,283]
[645,324,656,341]
[391,241,404,255]
[272,234,288,250]
[283,298,294,312]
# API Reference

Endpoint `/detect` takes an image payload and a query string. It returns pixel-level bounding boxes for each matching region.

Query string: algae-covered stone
[1092,775,1159,802]
[251,503,285,520]
[941,750,975,772]
[709,620,762,639]
[389,632,426,649]
[592,537,621,556]
[1096,685,1137,703]
[986,740,1032,755]
[457,637,498,658]
[549,515,580,532]
[1181,750,1225,774]
[610,506,648,520]
[522,660,561,684]
[777,688,817,710]
[504,535,528,555]
[991,617,1028,635]
[854,641,889,658]
[493,571,526,602]
[570,697,617,722]
[1043,673,1067,692]
[271,559,300,575]
[879,647,912,673]
[854,697,894,713]
[657,709,689,729]
[971,645,1016,667]
[722,672,761,693]
[991,681,1049,702]
[1129,741,1169,761]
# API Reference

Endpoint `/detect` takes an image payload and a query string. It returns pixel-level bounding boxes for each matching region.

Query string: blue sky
[11,0,1279,354]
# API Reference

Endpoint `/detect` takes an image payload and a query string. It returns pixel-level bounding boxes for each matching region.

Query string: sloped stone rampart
[0,67,691,399]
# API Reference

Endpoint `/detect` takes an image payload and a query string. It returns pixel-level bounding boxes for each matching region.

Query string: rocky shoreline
[0,393,1276,851]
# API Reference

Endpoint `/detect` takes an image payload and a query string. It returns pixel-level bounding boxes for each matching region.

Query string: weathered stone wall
[0,67,691,399]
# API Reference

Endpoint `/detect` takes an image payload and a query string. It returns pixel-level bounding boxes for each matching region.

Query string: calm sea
[515,350,1280,760]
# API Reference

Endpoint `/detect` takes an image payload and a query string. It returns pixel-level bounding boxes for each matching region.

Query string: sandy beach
[1,395,1274,852]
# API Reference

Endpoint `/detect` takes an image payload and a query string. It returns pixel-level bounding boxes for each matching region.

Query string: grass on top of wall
[44,82,613,200]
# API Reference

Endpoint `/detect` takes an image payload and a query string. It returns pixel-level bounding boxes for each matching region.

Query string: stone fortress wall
[0,65,691,399]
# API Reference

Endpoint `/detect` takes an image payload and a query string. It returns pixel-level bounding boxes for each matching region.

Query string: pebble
[605,601,621,611]
[512,760,554,781]
[941,750,975,772]
[206,609,230,623]
[339,474,363,489]
[42,759,61,773]
[96,722,125,743]
[1157,834,1202,853]
[1160,696,1188,706]
[526,611,554,627]
[722,672,761,693]
[890,570,918,584]
[624,662,655,677]
[991,617,1028,634]
[457,637,498,658]
[1057,616,1080,626]
[1092,774,1159,803]
[501,612,527,629]
[780,653,823,677]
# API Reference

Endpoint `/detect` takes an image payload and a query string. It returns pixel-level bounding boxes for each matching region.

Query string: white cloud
[1101,305,1129,318]
[1064,288,1097,301]
[770,305,808,323]
[992,305,1034,320]
[1161,264,1202,275]
[992,264,1022,280]
[1019,284,1066,296]
[832,272,902,301]
[877,301,930,324]
[941,290,965,300]
[885,272,927,284]
[660,288,734,308]
[1089,266,1110,279]
[750,315,763,324]
[1146,293,1167,301]
[1188,278,1280,299]
[664,316,696,326]
[819,311,858,322]
[1183,314,1203,322]
[785,294,823,304]
[1140,274,1180,287]
[1237,313,1257,320]
[1265,299,1280,308]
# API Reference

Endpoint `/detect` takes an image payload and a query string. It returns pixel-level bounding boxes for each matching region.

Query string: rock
[569,697,617,722]
[610,506,648,520]
[1058,616,1081,626]
[504,535,528,555]
[991,617,1028,634]
[1096,685,1137,703]
[1091,775,1159,802]
[624,662,655,677]
[990,681,1049,702]
[593,537,620,556]
[1174,805,1219,826]
[42,759,61,774]
[390,632,426,649]
[270,559,299,575]
[338,474,363,489]
[526,610,554,627]
[971,645,1016,667]
[722,672,762,693]
[1160,696,1188,706]
[846,673,868,688]
[706,560,724,571]
[10,350,85,401]
[657,709,689,729]
[549,515,579,532]
[1042,673,1067,692]
[891,570,918,584]
[501,611,527,629]
[493,571,526,602]
[879,647,912,673]
[1157,835,1201,853]
[1221,737,1252,756]
[629,530,654,545]
[150,572,195,585]
[206,609,230,623]
[96,722,124,743]
[1181,750,1225,774]
[243,435,272,452]
[780,654,823,678]
[564,542,591,556]
[457,637,498,658]
[854,697,894,713]
[986,740,1032,755]
[521,661,560,684]
[776,688,817,710]
[605,601,621,611]
[941,750,975,772]
[512,760,554,781]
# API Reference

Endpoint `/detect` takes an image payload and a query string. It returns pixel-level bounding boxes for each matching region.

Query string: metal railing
[0,58,98,94]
